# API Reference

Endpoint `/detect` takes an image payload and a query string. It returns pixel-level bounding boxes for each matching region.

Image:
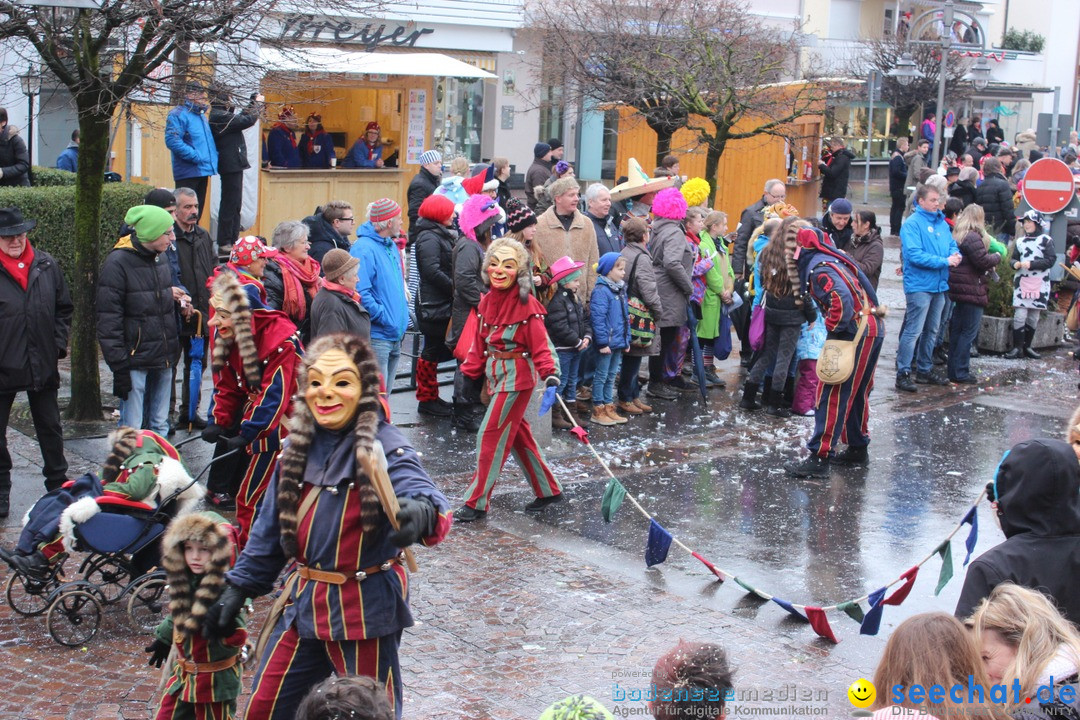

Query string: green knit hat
[124,205,175,243]
[538,695,614,720]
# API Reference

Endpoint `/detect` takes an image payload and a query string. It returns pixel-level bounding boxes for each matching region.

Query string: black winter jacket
[733,197,768,276]
[208,104,257,175]
[406,167,441,246]
[0,126,30,187]
[955,439,1080,626]
[821,212,854,251]
[96,237,180,372]
[948,123,968,157]
[975,173,1016,234]
[948,231,999,307]
[0,248,72,392]
[762,291,816,327]
[448,238,485,349]
[413,218,456,324]
[819,148,855,201]
[950,179,977,208]
[174,223,216,332]
[888,150,908,194]
[303,213,350,265]
[545,286,591,351]
[309,286,371,342]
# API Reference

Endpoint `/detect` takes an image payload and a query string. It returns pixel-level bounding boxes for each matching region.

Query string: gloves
[389,497,435,548]
[223,434,251,452]
[113,370,131,401]
[203,584,248,638]
[544,375,560,387]
[538,384,559,417]
[145,639,171,668]
[201,423,226,444]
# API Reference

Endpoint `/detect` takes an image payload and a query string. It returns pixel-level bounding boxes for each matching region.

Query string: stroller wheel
[46,589,102,647]
[5,572,55,617]
[81,556,132,603]
[127,575,168,634]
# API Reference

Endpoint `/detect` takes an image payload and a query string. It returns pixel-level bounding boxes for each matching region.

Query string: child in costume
[202,335,451,720]
[589,252,630,426]
[455,237,563,522]
[146,511,246,720]
[544,255,591,430]
[1005,209,1056,360]
[202,268,301,549]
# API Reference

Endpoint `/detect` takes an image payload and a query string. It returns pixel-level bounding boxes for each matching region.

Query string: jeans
[0,388,68,493]
[556,350,581,403]
[179,339,206,422]
[578,343,597,389]
[121,367,172,435]
[618,354,644,402]
[370,338,403,391]
[948,302,983,380]
[895,291,946,377]
[593,351,622,405]
[889,192,905,237]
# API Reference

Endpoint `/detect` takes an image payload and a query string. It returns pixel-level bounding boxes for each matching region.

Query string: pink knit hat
[651,187,688,220]
[458,195,501,241]
[368,198,401,223]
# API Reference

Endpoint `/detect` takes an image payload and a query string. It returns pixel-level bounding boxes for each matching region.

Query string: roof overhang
[260,47,496,79]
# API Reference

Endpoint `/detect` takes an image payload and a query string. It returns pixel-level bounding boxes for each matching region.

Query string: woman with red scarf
[263,220,322,343]
[300,113,335,169]
[343,121,385,168]
[266,106,301,169]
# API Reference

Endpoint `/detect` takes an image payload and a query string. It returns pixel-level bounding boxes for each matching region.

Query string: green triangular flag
[838,601,865,623]
[935,540,954,596]
[601,477,627,523]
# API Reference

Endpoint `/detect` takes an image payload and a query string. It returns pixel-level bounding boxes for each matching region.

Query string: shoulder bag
[626,253,656,349]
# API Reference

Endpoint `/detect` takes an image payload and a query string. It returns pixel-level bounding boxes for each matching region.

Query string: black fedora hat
[0,207,36,236]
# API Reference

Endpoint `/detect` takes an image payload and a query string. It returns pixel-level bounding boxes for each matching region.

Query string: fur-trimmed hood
[277,334,385,561]
[162,511,238,639]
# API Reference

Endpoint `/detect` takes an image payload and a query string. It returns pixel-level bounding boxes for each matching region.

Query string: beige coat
[533,207,599,301]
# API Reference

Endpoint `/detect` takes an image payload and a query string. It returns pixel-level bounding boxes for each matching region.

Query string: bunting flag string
[551,395,989,645]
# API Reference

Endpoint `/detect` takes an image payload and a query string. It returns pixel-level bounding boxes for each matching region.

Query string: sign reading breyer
[278,14,434,50]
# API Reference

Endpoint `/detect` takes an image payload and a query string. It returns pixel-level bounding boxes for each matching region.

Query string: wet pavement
[2,200,1079,718]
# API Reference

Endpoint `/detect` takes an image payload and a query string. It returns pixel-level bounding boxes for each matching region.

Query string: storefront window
[601,109,619,179]
[434,77,484,163]
[826,103,895,160]
[539,84,563,144]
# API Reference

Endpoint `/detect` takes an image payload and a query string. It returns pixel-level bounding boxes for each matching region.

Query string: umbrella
[685,304,708,404]
[187,310,205,431]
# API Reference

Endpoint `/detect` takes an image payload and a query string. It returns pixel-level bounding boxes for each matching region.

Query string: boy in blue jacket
[589,252,630,425]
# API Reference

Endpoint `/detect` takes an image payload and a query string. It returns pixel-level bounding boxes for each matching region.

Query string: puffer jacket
[165,101,219,180]
[762,291,816,327]
[97,236,180,372]
[0,126,30,187]
[648,217,693,328]
[0,247,72,392]
[947,230,1000,307]
[589,276,630,351]
[975,172,1016,234]
[545,285,590,351]
[448,238,484,350]
[950,179,977,208]
[413,218,456,324]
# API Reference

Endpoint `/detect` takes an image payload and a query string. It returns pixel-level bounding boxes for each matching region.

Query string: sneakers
[915,370,949,386]
[632,398,653,413]
[646,382,677,400]
[454,505,487,522]
[785,454,831,478]
[704,369,727,388]
[417,399,453,417]
[895,372,917,393]
[524,494,562,512]
[832,445,869,466]
[616,400,643,415]
[669,377,698,392]
[590,405,617,426]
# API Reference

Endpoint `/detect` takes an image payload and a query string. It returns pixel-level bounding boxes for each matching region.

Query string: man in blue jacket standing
[165,85,218,221]
[895,185,961,392]
[351,198,409,387]
[55,130,79,172]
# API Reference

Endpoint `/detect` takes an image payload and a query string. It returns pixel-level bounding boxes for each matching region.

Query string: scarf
[301,130,320,156]
[364,140,377,161]
[0,242,34,291]
[275,254,322,322]
[324,279,360,303]
[273,123,297,148]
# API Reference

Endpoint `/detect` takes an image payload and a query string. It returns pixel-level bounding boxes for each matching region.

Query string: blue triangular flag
[772,597,807,621]
[645,519,673,567]
[962,506,978,566]
[860,587,887,636]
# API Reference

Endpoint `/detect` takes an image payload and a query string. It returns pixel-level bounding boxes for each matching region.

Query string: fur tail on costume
[102,427,140,484]
[211,272,261,388]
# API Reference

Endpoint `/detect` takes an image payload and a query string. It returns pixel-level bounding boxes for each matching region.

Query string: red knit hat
[418,194,455,225]
[366,121,380,133]
[461,171,486,196]
[368,198,401,223]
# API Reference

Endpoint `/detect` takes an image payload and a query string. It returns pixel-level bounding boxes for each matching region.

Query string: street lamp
[18,66,42,176]
[887,53,926,87]
[966,56,993,92]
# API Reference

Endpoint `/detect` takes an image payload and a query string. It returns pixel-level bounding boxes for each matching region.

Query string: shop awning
[260,47,496,79]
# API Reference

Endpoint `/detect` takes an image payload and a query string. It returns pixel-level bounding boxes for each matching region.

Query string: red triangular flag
[883,566,919,607]
[805,606,839,644]
[570,426,590,444]
[692,551,725,582]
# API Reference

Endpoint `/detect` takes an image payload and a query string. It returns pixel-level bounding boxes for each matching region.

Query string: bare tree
[527,0,827,205]
[0,1,370,419]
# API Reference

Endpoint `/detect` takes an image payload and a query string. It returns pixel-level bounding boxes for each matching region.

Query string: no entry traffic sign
[1022,158,1077,214]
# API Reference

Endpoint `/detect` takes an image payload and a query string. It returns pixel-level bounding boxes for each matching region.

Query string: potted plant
[978,247,1065,352]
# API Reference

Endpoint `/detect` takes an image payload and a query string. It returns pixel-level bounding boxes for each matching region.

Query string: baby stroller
[2,438,225,646]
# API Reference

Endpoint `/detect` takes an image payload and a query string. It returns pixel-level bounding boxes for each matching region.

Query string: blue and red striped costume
[796,233,884,458]
[226,420,450,720]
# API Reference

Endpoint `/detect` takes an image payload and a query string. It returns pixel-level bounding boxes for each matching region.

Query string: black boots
[764,390,791,418]
[785,454,831,477]
[738,381,761,410]
[0,490,8,519]
[833,445,869,466]
[1023,326,1041,359]
[1004,328,1025,359]
[454,505,487,522]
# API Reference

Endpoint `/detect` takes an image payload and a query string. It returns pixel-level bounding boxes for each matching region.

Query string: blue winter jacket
[900,204,958,294]
[343,140,383,168]
[351,222,408,341]
[751,233,771,308]
[590,276,630,351]
[266,126,301,169]
[164,101,218,180]
[56,145,78,172]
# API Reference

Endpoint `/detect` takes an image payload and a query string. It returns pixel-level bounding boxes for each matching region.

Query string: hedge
[31,166,77,186]
[0,181,149,287]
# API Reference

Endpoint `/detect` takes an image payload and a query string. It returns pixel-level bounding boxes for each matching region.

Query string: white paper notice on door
[407,89,428,165]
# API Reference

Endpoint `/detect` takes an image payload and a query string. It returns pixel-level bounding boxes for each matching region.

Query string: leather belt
[487,350,529,359]
[296,553,405,584]
[177,654,240,675]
